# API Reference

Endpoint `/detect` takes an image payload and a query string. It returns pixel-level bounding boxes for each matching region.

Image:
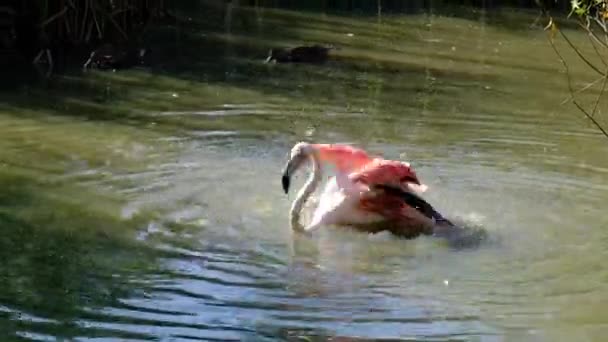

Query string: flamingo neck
[290,151,322,232]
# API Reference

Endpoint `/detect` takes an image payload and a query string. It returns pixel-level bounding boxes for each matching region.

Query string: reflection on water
[1,3,608,341]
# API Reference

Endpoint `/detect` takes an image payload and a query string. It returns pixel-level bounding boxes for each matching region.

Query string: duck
[264,44,333,64]
[83,43,148,71]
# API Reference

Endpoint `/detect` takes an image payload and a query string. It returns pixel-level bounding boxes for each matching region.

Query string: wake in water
[432,217,489,250]
[372,184,490,249]
[303,185,490,250]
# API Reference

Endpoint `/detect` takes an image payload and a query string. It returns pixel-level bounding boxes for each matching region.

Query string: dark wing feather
[372,184,454,226]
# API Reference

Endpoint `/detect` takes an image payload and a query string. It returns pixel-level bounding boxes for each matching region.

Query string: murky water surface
[1,5,607,341]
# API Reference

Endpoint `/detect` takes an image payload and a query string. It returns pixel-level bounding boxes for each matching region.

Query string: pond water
[0,4,607,341]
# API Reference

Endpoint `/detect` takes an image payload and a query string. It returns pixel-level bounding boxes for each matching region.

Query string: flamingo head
[281,142,316,194]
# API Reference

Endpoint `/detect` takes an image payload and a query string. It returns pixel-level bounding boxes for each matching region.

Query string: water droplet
[195,218,208,226]
[305,126,316,137]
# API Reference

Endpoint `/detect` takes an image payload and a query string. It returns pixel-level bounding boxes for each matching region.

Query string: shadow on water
[432,219,492,251]
[1,2,520,101]
[1,1,583,154]
[256,325,474,342]
[0,11,512,157]
[0,171,163,340]
[0,1,576,141]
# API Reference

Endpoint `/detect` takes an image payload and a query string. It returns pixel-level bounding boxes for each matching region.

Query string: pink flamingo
[281,142,449,238]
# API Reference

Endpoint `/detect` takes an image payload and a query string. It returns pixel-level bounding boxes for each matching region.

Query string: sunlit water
[1,4,608,341]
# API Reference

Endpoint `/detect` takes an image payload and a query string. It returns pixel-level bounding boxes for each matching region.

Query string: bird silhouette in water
[83,44,148,71]
[265,45,334,64]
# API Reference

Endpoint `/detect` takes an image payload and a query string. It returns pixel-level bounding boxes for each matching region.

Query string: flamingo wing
[358,188,436,238]
[312,143,427,192]
[350,159,428,194]
[349,161,438,236]
[371,184,453,225]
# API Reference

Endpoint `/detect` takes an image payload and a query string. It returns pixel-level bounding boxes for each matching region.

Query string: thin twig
[40,7,68,28]
[559,27,605,76]
[587,15,608,46]
[591,69,608,118]
[570,100,608,139]
[581,21,608,71]
[560,74,605,104]
[91,1,103,40]
[100,8,129,40]
[592,15,608,34]
[79,0,90,42]
[586,33,607,67]
[85,20,94,42]
[581,21,608,48]
[63,10,71,36]
[65,0,77,9]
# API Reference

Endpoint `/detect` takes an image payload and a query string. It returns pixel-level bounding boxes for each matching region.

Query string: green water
[1,4,608,341]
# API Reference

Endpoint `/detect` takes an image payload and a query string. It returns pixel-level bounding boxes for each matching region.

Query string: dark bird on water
[83,44,148,71]
[265,45,334,64]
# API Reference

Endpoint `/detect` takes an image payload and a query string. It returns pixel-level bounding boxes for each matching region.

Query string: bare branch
[547,20,608,139]
[586,32,607,67]
[591,69,608,118]
[585,28,607,48]
[560,74,605,105]
[40,7,68,28]
[558,28,606,76]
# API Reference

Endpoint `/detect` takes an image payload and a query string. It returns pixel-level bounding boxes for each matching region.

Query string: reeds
[18,0,168,45]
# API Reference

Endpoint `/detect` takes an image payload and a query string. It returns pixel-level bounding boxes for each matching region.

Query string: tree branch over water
[543,0,608,140]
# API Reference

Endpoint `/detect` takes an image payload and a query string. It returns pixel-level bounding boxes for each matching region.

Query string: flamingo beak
[281,159,296,194]
[281,159,291,193]
[281,157,294,194]
[282,172,291,194]
[281,153,306,194]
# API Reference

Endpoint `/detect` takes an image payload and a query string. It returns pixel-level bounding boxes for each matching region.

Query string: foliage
[569,0,608,18]
[1,0,170,55]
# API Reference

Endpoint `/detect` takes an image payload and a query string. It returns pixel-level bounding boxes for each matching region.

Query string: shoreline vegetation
[0,0,172,75]
[0,1,572,74]
[1,1,606,137]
